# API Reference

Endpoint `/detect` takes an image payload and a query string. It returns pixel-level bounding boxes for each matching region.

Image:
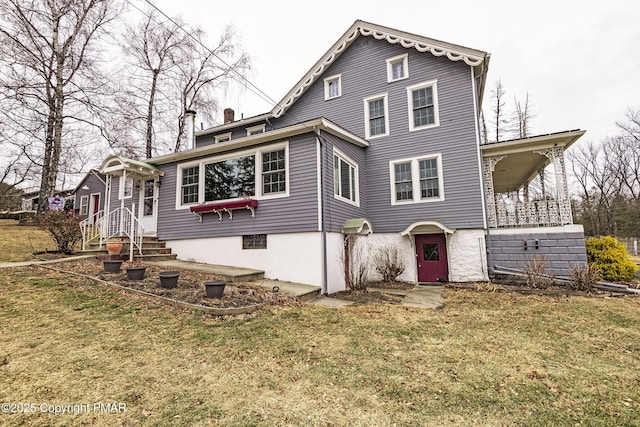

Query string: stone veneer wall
[487,225,587,279]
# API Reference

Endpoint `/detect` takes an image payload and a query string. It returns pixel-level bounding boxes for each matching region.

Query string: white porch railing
[494,199,565,228]
[80,206,144,259]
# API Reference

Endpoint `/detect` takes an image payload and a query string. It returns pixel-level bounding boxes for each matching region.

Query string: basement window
[243,234,267,249]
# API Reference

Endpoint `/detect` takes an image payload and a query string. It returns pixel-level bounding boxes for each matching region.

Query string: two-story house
[90,20,587,293]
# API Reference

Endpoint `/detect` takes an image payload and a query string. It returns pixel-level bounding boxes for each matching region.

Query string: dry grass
[1,266,639,426]
[0,219,57,262]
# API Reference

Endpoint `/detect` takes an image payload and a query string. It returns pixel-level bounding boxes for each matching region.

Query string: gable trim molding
[272,20,489,118]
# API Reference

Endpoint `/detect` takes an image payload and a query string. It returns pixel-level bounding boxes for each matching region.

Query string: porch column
[482,156,505,228]
[535,147,573,225]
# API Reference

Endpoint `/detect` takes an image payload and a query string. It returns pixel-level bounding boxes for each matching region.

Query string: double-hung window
[262,149,286,195]
[364,93,389,138]
[333,149,358,205]
[390,154,444,205]
[79,195,89,215]
[386,53,408,82]
[181,166,199,205]
[407,80,439,131]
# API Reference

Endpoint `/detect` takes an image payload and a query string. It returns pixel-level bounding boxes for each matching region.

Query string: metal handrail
[80,206,144,259]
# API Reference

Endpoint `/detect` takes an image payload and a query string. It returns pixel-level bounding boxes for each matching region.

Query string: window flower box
[189,199,258,222]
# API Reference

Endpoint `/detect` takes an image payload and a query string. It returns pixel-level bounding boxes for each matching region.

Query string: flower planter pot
[158,271,180,289]
[204,281,226,298]
[106,242,123,256]
[102,260,123,273]
[126,266,146,280]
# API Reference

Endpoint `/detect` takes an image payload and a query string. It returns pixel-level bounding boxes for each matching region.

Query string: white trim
[401,220,454,236]
[364,92,389,139]
[389,153,444,205]
[332,148,360,207]
[386,53,408,82]
[175,142,290,210]
[471,66,489,229]
[407,79,439,131]
[246,124,265,136]
[323,73,342,100]
[214,132,232,144]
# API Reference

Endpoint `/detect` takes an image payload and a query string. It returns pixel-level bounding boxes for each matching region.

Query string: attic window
[246,124,265,136]
[324,74,342,100]
[215,132,231,143]
[387,53,408,82]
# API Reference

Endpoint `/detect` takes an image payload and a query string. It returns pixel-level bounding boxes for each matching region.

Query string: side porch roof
[480,129,585,193]
[98,156,164,179]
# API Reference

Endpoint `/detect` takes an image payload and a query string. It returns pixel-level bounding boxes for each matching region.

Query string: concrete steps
[83,237,177,262]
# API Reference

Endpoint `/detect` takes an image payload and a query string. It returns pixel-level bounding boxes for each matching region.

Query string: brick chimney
[223,108,235,124]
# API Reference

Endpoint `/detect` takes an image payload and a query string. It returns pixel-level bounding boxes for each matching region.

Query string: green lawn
[1,264,639,426]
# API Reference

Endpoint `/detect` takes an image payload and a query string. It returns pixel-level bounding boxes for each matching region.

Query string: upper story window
[215,132,231,143]
[246,124,265,136]
[119,176,133,199]
[324,74,342,100]
[407,80,439,131]
[389,154,444,205]
[386,53,408,82]
[333,149,359,206]
[177,143,289,208]
[364,93,389,139]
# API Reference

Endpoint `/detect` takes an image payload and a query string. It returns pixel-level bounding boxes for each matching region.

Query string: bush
[522,254,555,289]
[585,236,638,282]
[339,235,369,290]
[372,244,406,282]
[36,210,82,255]
[569,263,600,292]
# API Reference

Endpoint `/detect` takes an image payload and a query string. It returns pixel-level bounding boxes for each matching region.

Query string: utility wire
[132,0,283,112]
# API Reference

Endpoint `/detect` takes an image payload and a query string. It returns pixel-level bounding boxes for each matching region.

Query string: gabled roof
[271,19,490,118]
[72,169,106,193]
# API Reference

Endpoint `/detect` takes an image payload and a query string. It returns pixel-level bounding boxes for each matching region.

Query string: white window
[324,74,342,100]
[176,143,289,208]
[80,195,89,215]
[407,80,439,131]
[389,154,444,205]
[333,149,359,205]
[386,53,408,82]
[215,132,231,144]
[246,124,265,136]
[364,93,389,139]
[119,176,133,199]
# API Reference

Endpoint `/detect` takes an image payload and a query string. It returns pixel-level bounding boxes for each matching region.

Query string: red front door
[416,234,449,283]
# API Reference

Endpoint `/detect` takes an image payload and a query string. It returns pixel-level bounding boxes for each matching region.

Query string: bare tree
[512,92,535,138]
[0,0,123,212]
[616,107,640,143]
[489,79,509,142]
[116,9,251,158]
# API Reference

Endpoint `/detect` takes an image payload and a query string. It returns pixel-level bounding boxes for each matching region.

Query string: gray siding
[74,172,106,216]
[320,131,367,232]
[271,35,485,232]
[488,231,588,278]
[156,133,320,240]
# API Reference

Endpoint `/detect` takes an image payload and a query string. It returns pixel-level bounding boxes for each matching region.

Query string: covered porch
[481,130,586,229]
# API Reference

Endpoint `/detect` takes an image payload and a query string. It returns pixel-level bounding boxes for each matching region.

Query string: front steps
[83,236,177,262]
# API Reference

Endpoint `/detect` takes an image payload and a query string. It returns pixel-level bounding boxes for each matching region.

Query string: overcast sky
[149,0,640,146]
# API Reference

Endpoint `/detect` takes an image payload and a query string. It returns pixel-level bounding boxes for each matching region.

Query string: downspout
[315,128,328,294]
[473,57,494,277]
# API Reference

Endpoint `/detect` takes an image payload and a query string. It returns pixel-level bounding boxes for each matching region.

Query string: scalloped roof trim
[272,22,487,118]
